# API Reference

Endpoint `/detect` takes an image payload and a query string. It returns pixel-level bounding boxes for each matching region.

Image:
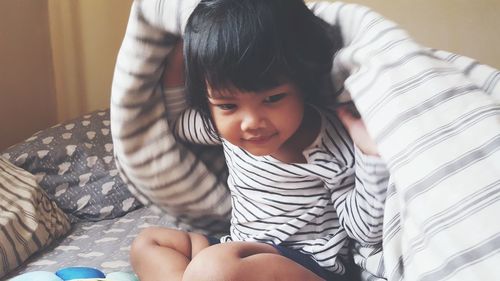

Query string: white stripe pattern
[111,1,500,279]
[174,106,388,273]
[310,2,500,280]
[111,0,231,234]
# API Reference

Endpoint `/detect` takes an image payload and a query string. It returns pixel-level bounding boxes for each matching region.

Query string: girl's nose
[240,112,265,131]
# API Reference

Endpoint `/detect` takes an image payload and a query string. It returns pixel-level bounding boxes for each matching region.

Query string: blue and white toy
[56,267,106,280]
[9,267,138,281]
[8,271,63,281]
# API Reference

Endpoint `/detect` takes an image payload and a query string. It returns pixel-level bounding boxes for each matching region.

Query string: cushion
[0,157,71,279]
[1,110,142,222]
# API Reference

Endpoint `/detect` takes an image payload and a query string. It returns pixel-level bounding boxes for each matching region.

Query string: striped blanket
[110,1,500,280]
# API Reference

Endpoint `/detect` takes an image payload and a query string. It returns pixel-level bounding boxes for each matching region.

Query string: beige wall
[0,0,132,150]
[1,1,499,151]
[78,1,134,112]
[339,0,500,69]
[0,1,57,150]
[49,0,133,122]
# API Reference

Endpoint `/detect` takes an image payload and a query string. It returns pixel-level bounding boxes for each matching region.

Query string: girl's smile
[242,132,278,145]
[207,82,321,163]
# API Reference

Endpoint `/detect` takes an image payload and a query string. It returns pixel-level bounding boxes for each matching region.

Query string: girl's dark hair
[184,0,341,122]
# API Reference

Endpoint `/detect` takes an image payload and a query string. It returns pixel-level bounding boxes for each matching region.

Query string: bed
[2,1,499,280]
[109,0,500,280]
[0,109,180,280]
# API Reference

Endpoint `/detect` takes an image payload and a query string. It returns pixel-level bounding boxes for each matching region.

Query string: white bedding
[110,1,500,280]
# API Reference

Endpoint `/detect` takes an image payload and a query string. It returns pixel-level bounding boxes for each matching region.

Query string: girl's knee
[130,228,157,260]
[130,227,178,259]
[183,243,275,281]
[183,245,239,281]
[132,227,159,247]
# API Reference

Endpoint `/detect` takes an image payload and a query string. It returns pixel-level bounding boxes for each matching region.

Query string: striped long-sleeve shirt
[111,1,500,280]
[110,0,232,233]
[174,104,389,273]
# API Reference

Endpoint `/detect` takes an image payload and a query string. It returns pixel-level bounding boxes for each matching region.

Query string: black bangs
[184,0,341,119]
[185,0,293,94]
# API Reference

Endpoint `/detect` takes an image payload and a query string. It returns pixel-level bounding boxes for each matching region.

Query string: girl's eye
[264,93,287,103]
[216,104,236,111]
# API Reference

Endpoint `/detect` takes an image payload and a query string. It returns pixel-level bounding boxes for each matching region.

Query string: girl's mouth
[243,133,277,145]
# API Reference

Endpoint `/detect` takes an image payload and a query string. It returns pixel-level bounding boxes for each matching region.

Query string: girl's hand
[336,103,379,156]
[163,41,185,88]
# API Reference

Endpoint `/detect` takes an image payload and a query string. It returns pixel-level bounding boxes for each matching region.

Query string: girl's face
[207,82,305,157]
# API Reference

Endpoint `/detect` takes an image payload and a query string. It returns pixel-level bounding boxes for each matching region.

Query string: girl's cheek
[213,115,236,136]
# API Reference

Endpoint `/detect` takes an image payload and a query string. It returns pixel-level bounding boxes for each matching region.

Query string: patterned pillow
[0,157,71,279]
[1,109,142,222]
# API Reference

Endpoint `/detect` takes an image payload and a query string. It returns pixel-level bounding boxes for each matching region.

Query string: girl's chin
[244,148,274,157]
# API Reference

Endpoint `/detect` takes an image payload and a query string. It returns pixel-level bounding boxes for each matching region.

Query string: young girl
[130,0,389,280]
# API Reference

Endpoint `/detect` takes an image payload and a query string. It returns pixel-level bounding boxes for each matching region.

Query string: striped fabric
[174,106,389,273]
[310,2,500,280]
[111,1,500,280]
[110,0,231,234]
[0,157,71,279]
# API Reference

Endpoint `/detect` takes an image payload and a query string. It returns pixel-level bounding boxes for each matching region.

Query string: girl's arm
[341,145,390,244]
[173,108,221,145]
[331,106,390,244]
[162,42,221,146]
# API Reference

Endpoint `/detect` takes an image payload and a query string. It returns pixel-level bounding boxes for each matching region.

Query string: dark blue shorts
[206,237,352,281]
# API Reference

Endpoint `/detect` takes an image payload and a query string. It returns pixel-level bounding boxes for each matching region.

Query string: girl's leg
[130,227,211,281]
[183,242,326,281]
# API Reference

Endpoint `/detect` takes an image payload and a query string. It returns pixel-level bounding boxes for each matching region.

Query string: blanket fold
[111,1,500,280]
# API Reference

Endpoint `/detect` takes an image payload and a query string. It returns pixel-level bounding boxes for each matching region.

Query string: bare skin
[163,41,377,157]
[131,41,373,281]
[130,227,325,281]
[336,105,379,156]
[162,41,185,88]
[128,41,327,281]
[130,227,210,281]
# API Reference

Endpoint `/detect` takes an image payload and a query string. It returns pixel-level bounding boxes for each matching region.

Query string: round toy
[55,267,106,280]
[66,279,107,281]
[9,271,63,281]
[106,272,139,281]
[9,268,138,281]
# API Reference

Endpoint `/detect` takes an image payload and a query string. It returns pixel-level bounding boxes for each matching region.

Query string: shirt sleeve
[162,86,221,145]
[173,107,222,145]
[331,145,390,245]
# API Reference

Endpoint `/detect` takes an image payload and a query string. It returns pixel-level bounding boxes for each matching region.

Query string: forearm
[333,146,389,244]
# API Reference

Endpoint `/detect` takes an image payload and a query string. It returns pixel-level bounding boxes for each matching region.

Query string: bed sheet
[111,1,500,280]
[8,207,176,279]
